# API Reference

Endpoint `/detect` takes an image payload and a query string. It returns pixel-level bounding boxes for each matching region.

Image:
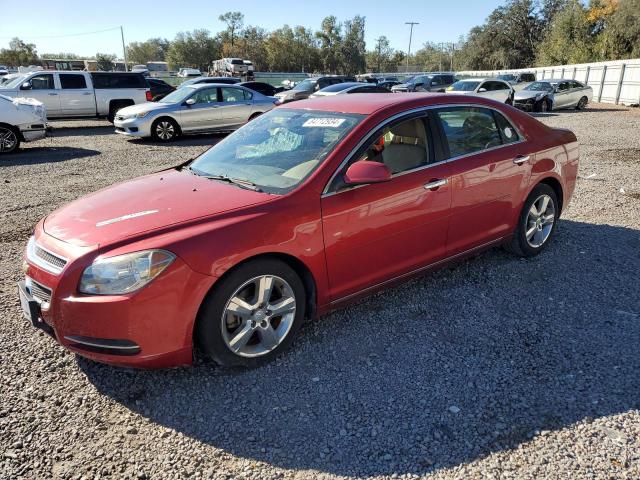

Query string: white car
[446,78,515,104]
[178,68,202,78]
[0,94,47,154]
[0,65,9,76]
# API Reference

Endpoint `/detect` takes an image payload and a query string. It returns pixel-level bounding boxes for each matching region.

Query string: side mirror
[478,87,487,92]
[20,81,31,90]
[184,98,196,106]
[344,160,391,185]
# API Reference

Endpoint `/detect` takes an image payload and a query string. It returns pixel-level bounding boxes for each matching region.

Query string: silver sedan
[514,79,593,112]
[114,83,277,141]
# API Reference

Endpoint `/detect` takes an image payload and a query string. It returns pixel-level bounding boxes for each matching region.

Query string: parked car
[177,68,202,78]
[514,79,593,112]
[497,72,536,85]
[445,78,514,104]
[391,73,456,93]
[377,80,401,91]
[0,73,21,86]
[114,83,277,141]
[147,78,176,101]
[19,93,578,368]
[181,76,241,87]
[0,94,47,154]
[0,71,151,121]
[240,81,278,97]
[310,82,389,98]
[131,65,150,77]
[274,76,356,103]
[0,65,9,76]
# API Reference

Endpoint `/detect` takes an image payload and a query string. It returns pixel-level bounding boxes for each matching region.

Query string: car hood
[117,102,172,116]
[515,90,549,100]
[43,169,272,247]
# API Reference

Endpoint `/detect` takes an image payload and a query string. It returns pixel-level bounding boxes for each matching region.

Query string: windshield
[292,79,316,92]
[448,81,481,92]
[158,87,196,103]
[525,82,554,92]
[498,74,516,82]
[188,109,363,194]
[2,75,27,89]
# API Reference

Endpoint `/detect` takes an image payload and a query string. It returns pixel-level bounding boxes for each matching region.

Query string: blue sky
[0,0,504,58]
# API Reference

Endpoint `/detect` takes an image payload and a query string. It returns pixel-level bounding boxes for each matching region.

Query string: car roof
[280,92,512,115]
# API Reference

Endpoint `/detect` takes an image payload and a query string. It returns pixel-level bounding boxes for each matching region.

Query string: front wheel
[196,259,306,367]
[0,126,20,154]
[151,118,179,142]
[505,184,559,257]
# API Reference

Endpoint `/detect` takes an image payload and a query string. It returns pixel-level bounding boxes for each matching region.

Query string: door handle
[82,92,92,95]
[48,93,58,96]
[513,155,530,165]
[423,178,448,190]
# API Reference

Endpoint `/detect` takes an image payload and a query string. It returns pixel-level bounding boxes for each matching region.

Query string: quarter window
[435,107,503,157]
[30,74,54,90]
[60,74,87,89]
[493,111,520,145]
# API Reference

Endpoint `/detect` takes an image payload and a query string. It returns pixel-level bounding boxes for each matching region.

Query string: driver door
[23,73,61,116]
[321,114,452,301]
[178,87,221,132]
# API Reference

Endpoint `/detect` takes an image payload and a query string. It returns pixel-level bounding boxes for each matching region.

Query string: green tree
[166,30,220,71]
[366,36,393,72]
[95,53,116,71]
[316,16,343,74]
[127,38,170,64]
[341,16,366,75]
[236,26,268,70]
[0,37,38,67]
[536,0,593,65]
[602,0,640,59]
[218,11,244,53]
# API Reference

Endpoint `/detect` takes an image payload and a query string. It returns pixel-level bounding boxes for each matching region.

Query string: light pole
[120,26,128,72]
[405,22,419,72]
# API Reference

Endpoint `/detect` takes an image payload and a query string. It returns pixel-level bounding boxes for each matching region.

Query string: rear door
[23,73,61,116]
[433,106,532,254]
[59,73,94,116]
[217,87,253,128]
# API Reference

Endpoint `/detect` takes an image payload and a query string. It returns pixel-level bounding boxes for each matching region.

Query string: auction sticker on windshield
[303,118,346,128]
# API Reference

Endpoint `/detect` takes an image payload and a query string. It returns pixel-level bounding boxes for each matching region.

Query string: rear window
[91,73,146,89]
[60,74,87,89]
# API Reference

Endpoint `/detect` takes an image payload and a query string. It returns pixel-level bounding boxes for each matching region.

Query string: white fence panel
[458,58,640,106]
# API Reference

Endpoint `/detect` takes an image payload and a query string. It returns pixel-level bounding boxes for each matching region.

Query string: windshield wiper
[200,174,264,192]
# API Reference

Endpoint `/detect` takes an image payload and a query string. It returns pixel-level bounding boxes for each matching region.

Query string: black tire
[536,99,550,113]
[505,183,559,257]
[575,96,588,110]
[0,126,21,154]
[248,112,262,122]
[151,117,179,142]
[196,259,306,368]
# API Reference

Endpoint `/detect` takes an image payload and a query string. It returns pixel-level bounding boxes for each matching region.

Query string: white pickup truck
[0,71,151,122]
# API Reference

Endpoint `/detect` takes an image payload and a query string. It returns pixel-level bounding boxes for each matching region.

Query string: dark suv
[275,76,357,103]
[391,73,456,93]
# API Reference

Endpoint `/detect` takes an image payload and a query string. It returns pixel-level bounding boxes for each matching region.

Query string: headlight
[79,250,175,295]
[135,111,149,118]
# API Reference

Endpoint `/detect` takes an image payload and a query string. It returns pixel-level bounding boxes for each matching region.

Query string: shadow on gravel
[1,146,100,166]
[50,125,115,137]
[80,220,640,477]
[530,107,628,118]
[126,133,227,148]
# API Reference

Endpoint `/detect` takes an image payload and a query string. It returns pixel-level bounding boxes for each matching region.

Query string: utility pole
[120,26,128,72]
[405,22,419,73]
[376,37,383,73]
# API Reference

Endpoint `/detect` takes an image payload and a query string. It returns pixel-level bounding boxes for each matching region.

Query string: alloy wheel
[526,194,555,248]
[0,127,18,153]
[221,275,296,358]
[155,121,175,140]
[540,101,549,113]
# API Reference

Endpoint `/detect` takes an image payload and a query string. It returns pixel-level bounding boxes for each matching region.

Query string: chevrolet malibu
[19,94,579,368]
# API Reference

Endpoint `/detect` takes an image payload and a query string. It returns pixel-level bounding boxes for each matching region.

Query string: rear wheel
[505,184,558,257]
[196,259,306,368]
[0,126,20,154]
[575,96,588,110]
[248,112,262,122]
[151,118,179,142]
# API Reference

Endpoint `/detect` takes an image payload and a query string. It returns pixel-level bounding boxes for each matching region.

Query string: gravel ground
[1,105,639,479]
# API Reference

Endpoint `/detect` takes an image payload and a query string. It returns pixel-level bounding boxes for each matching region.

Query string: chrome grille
[28,278,52,306]
[34,245,67,270]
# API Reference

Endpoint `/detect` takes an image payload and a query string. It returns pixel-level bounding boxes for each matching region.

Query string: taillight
[145,90,153,101]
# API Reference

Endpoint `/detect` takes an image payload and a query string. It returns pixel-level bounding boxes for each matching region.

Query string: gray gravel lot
[1,105,639,479]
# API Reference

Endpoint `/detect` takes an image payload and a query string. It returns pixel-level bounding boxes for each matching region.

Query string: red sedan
[19,94,579,368]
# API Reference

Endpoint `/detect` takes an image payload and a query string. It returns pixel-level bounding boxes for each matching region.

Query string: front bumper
[114,116,153,137]
[20,231,216,368]
[514,99,535,111]
[18,123,48,142]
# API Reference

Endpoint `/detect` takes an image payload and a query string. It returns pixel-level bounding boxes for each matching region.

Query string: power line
[0,27,121,40]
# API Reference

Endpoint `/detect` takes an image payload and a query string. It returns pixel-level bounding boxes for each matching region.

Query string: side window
[478,82,489,91]
[220,87,242,102]
[495,81,510,90]
[493,111,520,145]
[431,76,442,86]
[570,81,583,89]
[30,74,55,90]
[243,89,253,100]
[60,74,87,89]
[558,82,570,91]
[522,73,535,82]
[192,88,218,104]
[435,107,503,157]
